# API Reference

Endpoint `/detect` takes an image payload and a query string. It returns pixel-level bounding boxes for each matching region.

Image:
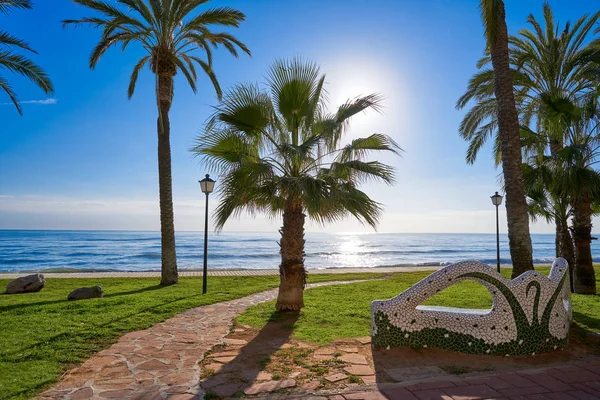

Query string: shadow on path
[198,314,298,398]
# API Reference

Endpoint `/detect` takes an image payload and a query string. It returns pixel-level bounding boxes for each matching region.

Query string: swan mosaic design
[371,258,571,355]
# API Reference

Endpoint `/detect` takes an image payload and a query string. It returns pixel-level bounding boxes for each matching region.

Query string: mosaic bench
[371,258,571,355]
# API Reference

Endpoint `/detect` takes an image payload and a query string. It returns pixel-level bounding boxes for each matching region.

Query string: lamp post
[490,191,503,273]
[199,174,215,294]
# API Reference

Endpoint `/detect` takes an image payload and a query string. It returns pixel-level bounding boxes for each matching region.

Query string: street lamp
[490,191,503,273]
[199,174,216,294]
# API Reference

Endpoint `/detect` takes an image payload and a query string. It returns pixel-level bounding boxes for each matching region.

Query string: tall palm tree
[0,0,53,114]
[64,0,250,285]
[556,98,600,294]
[523,95,600,294]
[192,58,402,311]
[477,0,533,277]
[459,3,600,277]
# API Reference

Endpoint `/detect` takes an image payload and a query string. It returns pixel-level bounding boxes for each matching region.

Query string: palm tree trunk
[276,201,306,312]
[572,192,596,294]
[488,0,534,278]
[555,214,575,291]
[157,73,178,286]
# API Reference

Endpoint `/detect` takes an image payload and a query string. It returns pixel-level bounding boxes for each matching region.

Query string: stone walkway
[36,280,369,400]
[36,276,600,400]
[0,266,446,280]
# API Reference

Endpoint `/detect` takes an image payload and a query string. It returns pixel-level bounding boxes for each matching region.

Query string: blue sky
[1,0,599,233]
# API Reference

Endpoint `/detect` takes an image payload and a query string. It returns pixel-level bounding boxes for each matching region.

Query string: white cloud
[1,98,58,105]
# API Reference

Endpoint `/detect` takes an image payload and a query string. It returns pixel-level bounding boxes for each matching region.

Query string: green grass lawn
[237,267,600,345]
[0,273,381,400]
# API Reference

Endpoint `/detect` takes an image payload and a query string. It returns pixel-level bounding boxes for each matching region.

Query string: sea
[0,230,598,273]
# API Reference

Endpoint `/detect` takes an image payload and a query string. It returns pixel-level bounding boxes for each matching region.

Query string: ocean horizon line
[0,229,557,236]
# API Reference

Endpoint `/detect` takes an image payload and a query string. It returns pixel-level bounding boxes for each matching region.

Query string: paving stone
[338,354,369,365]
[137,359,171,371]
[415,380,456,390]
[498,373,538,388]
[166,394,199,400]
[383,387,419,400]
[71,387,93,400]
[303,380,321,390]
[244,379,296,395]
[565,390,599,399]
[526,374,574,391]
[202,363,223,373]
[384,366,448,382]
[206,351,239,358]
[344,365,374,376]
[344,391,388,400]
[361,375,377,384]
[339,346,359,353]
[165,385,189,394]
[255,371,273,381]
[223,338,247,345]
[552,371,600,384]
[356,337,372,344]
[463,376,515,390]
[211,383,243,397]
[314,354,335,361]
[499,385,551,397]
[212,356,236,363]
[101,389,136,398]
[443,384,501,398]
[315,348,336,355]
[325,373,347,382]
[410,389,449,400]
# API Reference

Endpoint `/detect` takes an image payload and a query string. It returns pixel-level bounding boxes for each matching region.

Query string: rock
[68,286,103,301]
[6,274,45,294]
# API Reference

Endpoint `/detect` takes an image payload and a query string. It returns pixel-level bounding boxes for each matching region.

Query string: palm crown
[457,3,600,164]
[63,0,251,100]
[192,58,402,230]
[0,0,53,114]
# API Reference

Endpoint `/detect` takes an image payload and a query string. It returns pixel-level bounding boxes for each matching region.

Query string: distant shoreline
[0,263,555,275]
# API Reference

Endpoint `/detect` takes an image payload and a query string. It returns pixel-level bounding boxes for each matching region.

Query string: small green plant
[205,391,222,400]
[282,366,292,373]
[293,358,309,367]
[259,356,272,367]
[348,375,362,384]
[272,372,282,380]
[201,368,216,378]
[333,351,343,357]
[309,365,328,376]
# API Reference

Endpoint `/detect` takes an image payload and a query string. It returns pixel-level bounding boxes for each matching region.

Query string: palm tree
[523,95,600,295]
[459,3,600,277]
[64,0,250,285]
[192,58,402,311]
[0,0,53,114]
[555,98,600,295]
[477,0,533,277]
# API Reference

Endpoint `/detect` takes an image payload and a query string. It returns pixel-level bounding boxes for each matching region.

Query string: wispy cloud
[1,98,58,105]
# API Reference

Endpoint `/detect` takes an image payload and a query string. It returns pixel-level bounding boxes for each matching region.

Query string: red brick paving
[322,362,600,400]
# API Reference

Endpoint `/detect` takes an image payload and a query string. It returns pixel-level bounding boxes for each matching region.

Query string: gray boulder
[6,274,45,294]
[68,285,104,301]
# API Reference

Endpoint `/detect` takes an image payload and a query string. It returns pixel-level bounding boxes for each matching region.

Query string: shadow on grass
[198,313,298,398]
[0,284,166,313]
[573,311,600,332]
[102,284,164,298]
[2,293,204,359]
[0,298,70,312]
